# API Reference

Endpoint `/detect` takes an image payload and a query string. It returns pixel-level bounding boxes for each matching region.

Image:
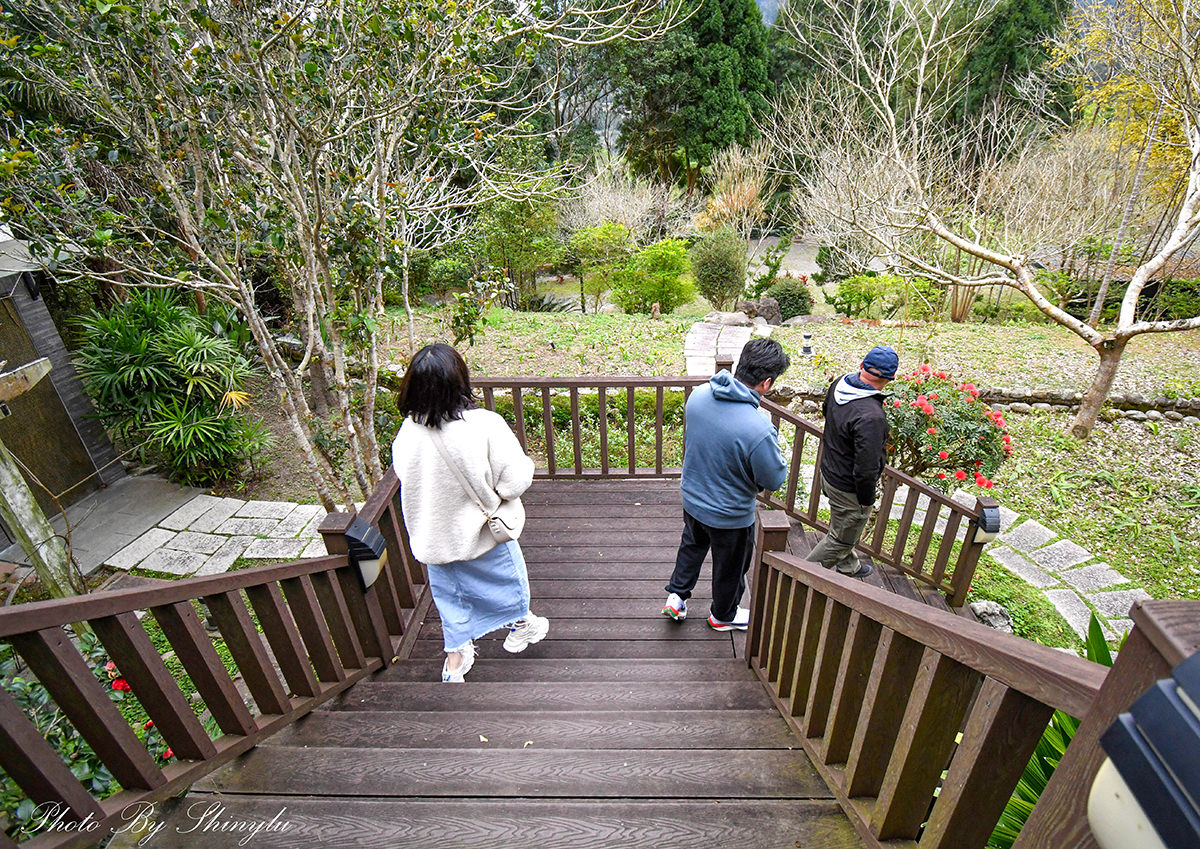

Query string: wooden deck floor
[128,479,960,848]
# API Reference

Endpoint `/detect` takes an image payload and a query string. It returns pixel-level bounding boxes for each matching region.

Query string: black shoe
[840,563,873,579]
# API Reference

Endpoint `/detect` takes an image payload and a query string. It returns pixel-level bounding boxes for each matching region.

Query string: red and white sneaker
[662,593,687,621]
[708,607,750,631]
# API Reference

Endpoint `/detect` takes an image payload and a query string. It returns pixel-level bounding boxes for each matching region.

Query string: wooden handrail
[761,551,1106,717]
[0,471,430,849]
[748,520,1111,849]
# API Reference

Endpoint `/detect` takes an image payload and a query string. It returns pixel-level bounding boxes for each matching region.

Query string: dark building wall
[0,271,123,519]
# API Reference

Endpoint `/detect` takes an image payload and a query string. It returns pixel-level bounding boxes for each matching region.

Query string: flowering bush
[884,365,1013,490]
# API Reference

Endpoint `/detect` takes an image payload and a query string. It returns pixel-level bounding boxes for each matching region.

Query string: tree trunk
[0,437,74,598]
[1087,106,1162,328]
[1071,338,1128,440]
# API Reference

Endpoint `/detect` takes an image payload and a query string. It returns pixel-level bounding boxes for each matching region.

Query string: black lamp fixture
[1088,649,1200,849]
[343,515,387,590]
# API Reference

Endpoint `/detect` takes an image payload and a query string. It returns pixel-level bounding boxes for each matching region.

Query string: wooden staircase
[128,481,865,848]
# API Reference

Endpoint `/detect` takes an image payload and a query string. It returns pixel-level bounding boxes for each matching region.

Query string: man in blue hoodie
[807,345,899,579]
[662,338,790,630]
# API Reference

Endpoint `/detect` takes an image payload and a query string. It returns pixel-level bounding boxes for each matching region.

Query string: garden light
[972,503,1001,543]
[802,331,813,357]
[344,515,387,590]
[1088,650,1200,849]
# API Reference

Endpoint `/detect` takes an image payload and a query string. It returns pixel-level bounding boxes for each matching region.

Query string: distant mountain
[758,0,780,25]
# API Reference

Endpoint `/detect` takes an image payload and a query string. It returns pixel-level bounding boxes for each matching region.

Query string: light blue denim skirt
[426,541,531,652]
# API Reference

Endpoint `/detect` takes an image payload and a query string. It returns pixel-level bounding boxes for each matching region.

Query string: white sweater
[391,409,535,565]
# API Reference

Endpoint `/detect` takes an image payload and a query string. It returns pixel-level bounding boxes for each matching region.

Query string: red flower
[929,393,939,401]
[937,472,947,479]
[927,427,938,434]
[893,400,902,407]
[935,371,947,379]
[112,678,131,692]
[105,661,116,671]
[143,720,154,730]
[985,480,995,489]
[916,394,927,403]
[1002,434,1012,444]
[162,748,174,760]
[955,470,967,481]
[920,364,931,374]
[938,451,949,459]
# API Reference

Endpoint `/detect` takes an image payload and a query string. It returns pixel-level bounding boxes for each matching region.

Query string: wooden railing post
[947,495,996,607]
[319,511,394,663]
[1014,600,1200,849]
[747,509,791,666]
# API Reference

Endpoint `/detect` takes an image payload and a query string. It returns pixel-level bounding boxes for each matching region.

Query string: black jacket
[820,374,889,505]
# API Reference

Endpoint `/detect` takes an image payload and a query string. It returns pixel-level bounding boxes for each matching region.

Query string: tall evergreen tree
[954,0,1071,123]
[617,0,772,189]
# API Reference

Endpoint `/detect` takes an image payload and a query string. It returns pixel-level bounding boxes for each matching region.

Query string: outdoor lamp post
[802,332,813,357]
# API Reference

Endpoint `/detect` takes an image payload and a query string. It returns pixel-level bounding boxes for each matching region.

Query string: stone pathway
[103,495,328,578]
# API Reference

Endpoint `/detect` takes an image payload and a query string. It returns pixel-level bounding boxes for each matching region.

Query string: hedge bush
[690,227,746,311]
[611,238,693,314]
[766,274,813,321]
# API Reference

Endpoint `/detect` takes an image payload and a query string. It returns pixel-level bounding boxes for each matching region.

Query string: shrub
[883,275,944,320]
[830,272,888,316]
[884,366,1013,489]
[690,227,746,311]
[612,238,693,314]
[751,231,792,295]
[77,291,267,485]
[429,257,472,294]
[451,270,513,346]
[766,274,813,320]
[567,221,636,313]
[1154,277,1200,321]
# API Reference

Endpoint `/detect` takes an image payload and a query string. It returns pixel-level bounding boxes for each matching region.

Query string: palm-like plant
[77,291,266,484]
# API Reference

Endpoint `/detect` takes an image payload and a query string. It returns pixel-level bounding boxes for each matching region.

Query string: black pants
[665,510,756,623]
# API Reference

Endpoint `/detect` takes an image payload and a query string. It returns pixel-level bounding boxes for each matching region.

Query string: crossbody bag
[428,428,523,544]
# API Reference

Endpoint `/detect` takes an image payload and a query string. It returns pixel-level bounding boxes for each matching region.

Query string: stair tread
[374,658,757,682]
[108,797,866,849]
[194,746,829,799]
[264,709,795,749]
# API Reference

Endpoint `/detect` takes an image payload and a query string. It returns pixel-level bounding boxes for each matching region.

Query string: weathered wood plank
[823,612,883,766]
[332,681,773,713]
[204,591,291,716]
[264,709,795,750]
[245,583,321,698]
[414,618,735,643]
[196,747,828,799]
[870,648,979,840]
[117,797,865,849]
[922,677,1055,849]
[374,658,760,683]
[279,575,345,684]
[411,638,733,660]
[803,600,852,740]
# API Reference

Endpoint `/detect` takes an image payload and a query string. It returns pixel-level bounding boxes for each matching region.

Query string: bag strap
[428,427,494,519]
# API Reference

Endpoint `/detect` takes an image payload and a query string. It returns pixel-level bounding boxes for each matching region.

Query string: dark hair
[735,338,790,387]
[396,343,475,428]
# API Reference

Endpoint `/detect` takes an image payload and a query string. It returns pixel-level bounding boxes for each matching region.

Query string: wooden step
[193,746,828,799]
[423,596,708,618]
[113,797,864,849]
[262,709,795,749]
[528,579,712,597]
[330,681,773,712]
[374,657,758,683]
[416,618,730,642]
[410,638,734,660]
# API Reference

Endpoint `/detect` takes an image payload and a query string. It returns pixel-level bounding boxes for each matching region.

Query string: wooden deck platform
[128,479,959,848]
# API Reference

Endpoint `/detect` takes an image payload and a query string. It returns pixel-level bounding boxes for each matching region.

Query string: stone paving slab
[243,538,308,560]
[271,504,325,538]
[108,528,178,571]
[989,546,1058,588]
[1030,539,1093,572]
[1107,618,1134,637]
[998,520,1057,553]
[235,500,297,520]
[137,548,206,577]
[197,536,254,576]
[302,538,330,559]
[1059,563,1128,593]
[189,497,245,533]
[685,356,716,376]
[165,531,226,555]
[160,494,226,531]
[214,517,282,537]
[1086,588,1153,620]
[301,509,327,537]
[1044,589,1095,639]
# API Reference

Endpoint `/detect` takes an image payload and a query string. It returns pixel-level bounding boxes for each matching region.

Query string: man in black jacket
[808,345,898,578]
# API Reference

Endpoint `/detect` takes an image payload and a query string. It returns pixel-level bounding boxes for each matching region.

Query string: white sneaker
[662,592,687,621]
[708,607,750,631]
[503,613,549,653]
[442,642,475,683]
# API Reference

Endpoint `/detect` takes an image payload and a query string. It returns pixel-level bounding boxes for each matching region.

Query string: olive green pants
[807,480,872,575]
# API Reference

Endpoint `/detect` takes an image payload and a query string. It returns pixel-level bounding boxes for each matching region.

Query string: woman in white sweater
[391,343,548,682]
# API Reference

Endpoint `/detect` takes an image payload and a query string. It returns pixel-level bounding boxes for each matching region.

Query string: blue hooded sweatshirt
[680,370,789,529]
